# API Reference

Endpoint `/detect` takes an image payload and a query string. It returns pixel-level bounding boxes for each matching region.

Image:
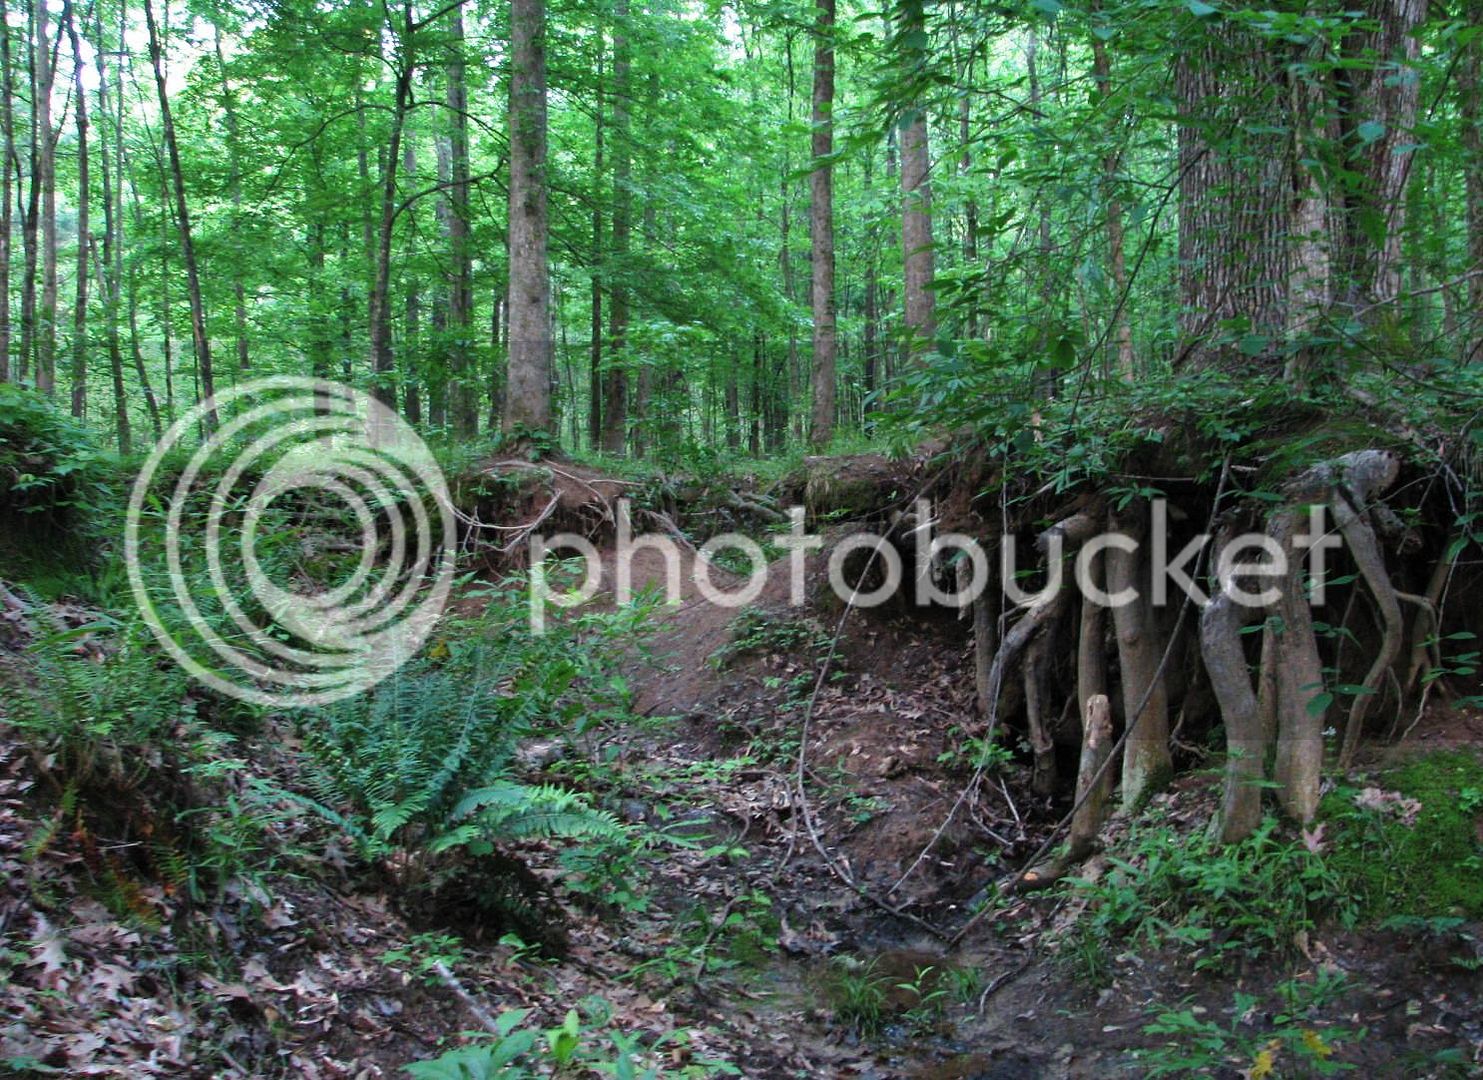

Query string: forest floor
[2,461,1482,1077]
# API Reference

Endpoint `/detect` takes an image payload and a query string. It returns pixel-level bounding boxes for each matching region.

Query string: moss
[1323,750,1483,920]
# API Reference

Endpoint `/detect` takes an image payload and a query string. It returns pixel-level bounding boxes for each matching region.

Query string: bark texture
[505,0,553,433]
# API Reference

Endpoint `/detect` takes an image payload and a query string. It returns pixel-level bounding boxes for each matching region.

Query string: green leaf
[1187,0,1218,15]
[1356,120,1386,145]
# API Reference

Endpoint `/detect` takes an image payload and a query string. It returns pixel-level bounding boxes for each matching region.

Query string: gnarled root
[1109,501,1171,812]
[1201,529,1267,843]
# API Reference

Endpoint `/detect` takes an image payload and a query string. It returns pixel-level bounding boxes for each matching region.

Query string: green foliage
[1139,976,1362,1078]
[291,662,624,881]
[1062,814,1354,982]
[1321,751,1483,920]
[709,608,828,670]
[286,578,646,895]
[823,957,888,1037]
[0,384,119,578]
[405,1003,738,1079]
[0,605,274,901]
[2,607,206,792]
[0,383,112,512]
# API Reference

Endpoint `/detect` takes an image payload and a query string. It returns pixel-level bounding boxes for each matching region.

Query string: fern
[1,599,196,790]
[294,656,627,883]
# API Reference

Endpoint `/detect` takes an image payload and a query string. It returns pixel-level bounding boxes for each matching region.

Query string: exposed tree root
[1201,527,1267,842]
[1109,501,1172,812]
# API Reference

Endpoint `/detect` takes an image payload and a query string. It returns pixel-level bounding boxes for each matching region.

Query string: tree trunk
[89,2,132,449]
[0,0,13,384]
[120,159,162,438]
[367,3,415,413]
[1463,0,1482,363]
[898,0,934,362]
[589,33,604,447]
[63,0,87,419]
[598,0,630,451]
[1336,0,1426,308]
[18,0,39,386]
[36,0,57,395]
[1109,503,1172,811]
[1268,509,1327,823]
[807,0,836,448]
[213,26,249,374]
[504,0,553,433]
[1202,531,1267,843]
[446,2,477,438]
[144,0,215,429]
[402,138,422,425]
[1175,23,1289,373]
[1090,18,1133,381]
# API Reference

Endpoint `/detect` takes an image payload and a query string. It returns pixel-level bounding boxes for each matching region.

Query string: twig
[977,957,1031,1014]
[432,961,502,1035]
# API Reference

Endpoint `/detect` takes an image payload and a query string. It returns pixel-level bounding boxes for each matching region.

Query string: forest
[1,0,1482,1074]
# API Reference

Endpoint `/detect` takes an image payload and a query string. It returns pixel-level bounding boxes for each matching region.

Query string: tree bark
[1336,0,1427,308]
[446,2,476,438]
[63,0,87,419]
[144,0,215,429]
[213,26,249,374]
[1201,531,1267,843]
[589,33,604,447]
[504,0,553,433]
[367,2,415,412]
[1109,503,1172,811]
[1090,19,1133,381]
[899,0,934,362]
[0,0,13,383]
[1175,21,1289,373]
[807,0,836,448]
[1463,0,1482,363]
[90,2,133,449]
[598,0,630,451]
[402,137,422,425]
[35,0,57,395]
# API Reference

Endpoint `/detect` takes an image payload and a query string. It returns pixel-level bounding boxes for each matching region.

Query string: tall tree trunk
[367,2,415,412]
[599,0,630,451]
[1336,0,1426,308]
[1090,16,1134,382]
[862,147,879,411]
[899,0,934,362]
[446,2,476,437]
[91,1,133,448]
[588,36,604,448]
[63,0,87,418]
[588,34,604,447]
[18,0,38,385]
[504,0,553,432]
[0,0,12,383]
[402,138,422,425]
[1175,22,1289,374]
[808,0,836,448]
[120,152,163,436]
[0,0,11,382]
[144,0,216,429]
[1462,0,1482,363]
[213,26,249,374]
[35,0,57,395]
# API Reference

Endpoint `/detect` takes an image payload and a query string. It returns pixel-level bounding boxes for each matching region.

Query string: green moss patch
[1323,750,1483,920]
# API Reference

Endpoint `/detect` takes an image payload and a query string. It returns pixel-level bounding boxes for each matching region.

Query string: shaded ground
[2,463,1481,1076]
